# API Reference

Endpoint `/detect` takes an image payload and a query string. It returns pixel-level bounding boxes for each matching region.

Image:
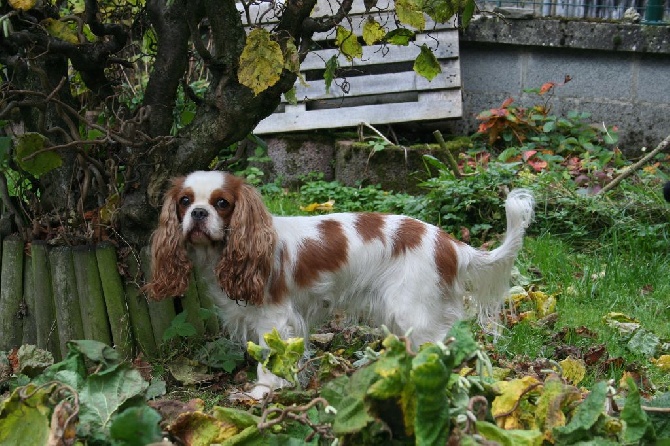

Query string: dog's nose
[191,207,209,221]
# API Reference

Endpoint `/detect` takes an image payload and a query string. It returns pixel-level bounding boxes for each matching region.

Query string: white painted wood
[237,0,462,133]
[255,90,462,134]
[291,60,460,100]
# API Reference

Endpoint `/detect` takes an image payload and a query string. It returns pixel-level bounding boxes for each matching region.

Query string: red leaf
[539,82,555,95]
[522,150,537,161]
[501,97,514,108]
[527,159,548,172]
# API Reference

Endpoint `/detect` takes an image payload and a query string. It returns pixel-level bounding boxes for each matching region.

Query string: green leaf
[78,365,149,437]
[0,383,52,446]
[385,28,415,45]
[247,328,304,385]
[476,421,544,446]
[335,26,363,61]
[284,88,298,105]
[396,0,426,30]
[411,345,451,445]
[145,378,167,401]
[627,329,660,357]
[324,55,339,94]
[362,18,386,45]
[15,345,54,377]
[213,406,261,429]
[553,381,608,444]
[461,0,476,27]
[14,132,62,177]
[283,37,300,74]
[446,321,479,366]
[322,369,378,435]
[0,136,11,162]
[421,0,455,23]
[413,44,441,81]
[41,18,79,43]
[110,406,162,446]
[543,120,556,132]
[196,338,245,373]
[238,28,284,95]
[621,377,656,443]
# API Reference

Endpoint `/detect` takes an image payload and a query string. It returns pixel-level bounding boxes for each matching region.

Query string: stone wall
[453,17,670,151]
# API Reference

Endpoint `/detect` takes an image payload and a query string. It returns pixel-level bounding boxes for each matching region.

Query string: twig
[598,134,670,195]
[433,130,462,178]
[258,397,334,440]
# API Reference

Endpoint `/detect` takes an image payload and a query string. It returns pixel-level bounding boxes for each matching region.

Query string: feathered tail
[460,189,535,331]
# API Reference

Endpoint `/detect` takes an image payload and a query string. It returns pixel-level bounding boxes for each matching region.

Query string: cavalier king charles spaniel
[144,170,535,398]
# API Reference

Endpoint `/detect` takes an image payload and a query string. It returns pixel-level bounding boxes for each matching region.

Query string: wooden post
[21,254,37,345]
[124,252,158,358]
[194,265,221,335]
[181,274,206,337]
[49,246,85,359]
[72,245,113,346]
[96,242,134,359]
[140,247,176,345]
[31,241,61,360]
[0,235,24,350]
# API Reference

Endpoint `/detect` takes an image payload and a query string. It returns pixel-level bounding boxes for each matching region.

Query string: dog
[144,170,534,398]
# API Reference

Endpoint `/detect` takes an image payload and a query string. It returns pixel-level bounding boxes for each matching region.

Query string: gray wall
[453,18,670,151]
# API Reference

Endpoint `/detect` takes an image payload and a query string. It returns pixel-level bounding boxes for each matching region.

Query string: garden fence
[0,235,219,360]
[484,0,669,20]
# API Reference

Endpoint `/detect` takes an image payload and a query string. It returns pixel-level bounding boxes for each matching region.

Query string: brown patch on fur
[355,213,386,244]
[434,230,459,285]
[391,218,426,256]
[294,220,349,288]
[215,176,276,306]
[268,244,289,304]
[143,176,192,300]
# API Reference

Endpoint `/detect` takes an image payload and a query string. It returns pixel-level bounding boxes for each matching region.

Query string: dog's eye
[215,198,230,209]
[179,196,190,207]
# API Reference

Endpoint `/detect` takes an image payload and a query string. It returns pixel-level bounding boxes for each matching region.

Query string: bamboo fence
[0,235,220,360]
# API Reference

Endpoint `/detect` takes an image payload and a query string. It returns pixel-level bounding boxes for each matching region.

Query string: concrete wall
[454,17,670,150]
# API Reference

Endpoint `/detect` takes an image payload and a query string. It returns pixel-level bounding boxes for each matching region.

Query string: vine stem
[598,134,670,195]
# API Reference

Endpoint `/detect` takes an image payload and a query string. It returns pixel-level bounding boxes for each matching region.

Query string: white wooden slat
[301,30,458,70]
[254,89,462,134]
[291,60,460,100]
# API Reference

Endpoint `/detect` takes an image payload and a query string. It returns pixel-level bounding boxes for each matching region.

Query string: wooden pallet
[244,0,463,134]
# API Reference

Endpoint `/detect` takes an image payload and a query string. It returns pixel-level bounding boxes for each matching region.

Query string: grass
[262,181,670,392]
[506,230,670,390]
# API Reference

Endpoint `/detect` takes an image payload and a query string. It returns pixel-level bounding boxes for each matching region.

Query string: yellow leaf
[492,376,542,429]
[300,200,335,212]
[603,312,640,335]
[9,0,37,11]
[362,18,386,45]
[41,19,80,44]
[238,28,284,96]
[529,290,557,318]
[651,355,670,371]
[534,375,580,443]
[395,0,426,30]
[559,357,586,386]
[335,26,363,61]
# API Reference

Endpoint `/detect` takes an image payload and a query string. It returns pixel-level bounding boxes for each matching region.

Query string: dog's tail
[459,189,535,331]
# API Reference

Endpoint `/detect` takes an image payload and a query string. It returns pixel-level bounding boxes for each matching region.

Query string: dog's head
[143,171,276,305]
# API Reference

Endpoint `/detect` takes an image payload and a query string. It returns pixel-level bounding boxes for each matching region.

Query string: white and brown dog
[144,170,534,398]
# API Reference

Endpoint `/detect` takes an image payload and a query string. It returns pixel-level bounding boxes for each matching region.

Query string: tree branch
[598,134,670,195]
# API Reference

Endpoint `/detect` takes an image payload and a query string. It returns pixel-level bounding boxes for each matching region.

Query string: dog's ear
[215,181,276,305]
[142,178,192,300]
